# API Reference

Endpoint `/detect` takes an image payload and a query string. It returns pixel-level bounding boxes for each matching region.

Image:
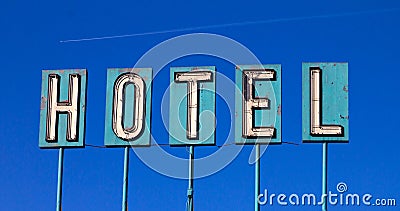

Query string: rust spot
[40,96,47,110]
[343,85,348,92]
[277,104,282,116]
[340,114,349,119]
[333,63,336,66]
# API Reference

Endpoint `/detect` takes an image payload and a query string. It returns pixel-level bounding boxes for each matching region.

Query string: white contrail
[60,8,399,43]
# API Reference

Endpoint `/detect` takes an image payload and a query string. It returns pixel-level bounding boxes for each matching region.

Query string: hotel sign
[39,69,87,148]
[39,63,348,148]
[104,68,153,147]
[169,66,216,146]
[234,65,282,144]
[302,63,349,142]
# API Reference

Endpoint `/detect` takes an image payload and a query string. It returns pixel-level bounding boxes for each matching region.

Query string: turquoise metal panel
[104,68,152,147]
[302,63,349,142]
[169,66,216,146]
[39,69,87,148]
[235,65,282,144]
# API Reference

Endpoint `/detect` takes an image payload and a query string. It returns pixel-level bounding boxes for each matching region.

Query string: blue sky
[1,0,399,210]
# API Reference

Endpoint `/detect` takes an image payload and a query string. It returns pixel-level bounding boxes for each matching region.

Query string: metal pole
[122,147,129,211]
[187,146,194,211]
[56,148,64,211]
[255,144,260,211]
[322,142,328,211]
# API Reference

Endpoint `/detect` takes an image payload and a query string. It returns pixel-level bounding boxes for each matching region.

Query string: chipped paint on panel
[104,68,153,147]
[235,64,282,145]
[39,69,87,148]
[169,66,216,146]
[302,63,349,143]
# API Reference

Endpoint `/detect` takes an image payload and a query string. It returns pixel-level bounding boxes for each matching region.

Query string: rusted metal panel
[235,65,282,144]
[104,68,153,147]
[302,63,349,142]
[39,69,87,148]
[169,66,216,146]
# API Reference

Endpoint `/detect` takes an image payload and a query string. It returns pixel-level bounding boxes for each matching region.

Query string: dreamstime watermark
[129,33,275,179]
[258,182,396,207]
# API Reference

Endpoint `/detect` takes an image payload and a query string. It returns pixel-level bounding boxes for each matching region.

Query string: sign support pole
[322,142,328,211]
[122,146,129,211]
[56,147,64,211]
[255,144,260,211]
[187,146,194,211]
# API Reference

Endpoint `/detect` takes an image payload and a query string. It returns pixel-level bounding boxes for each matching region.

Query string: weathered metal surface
[104,68,152,147]
[186,146,194,211]
[56,148,64,211]
[302,63,349,142]
[122,147,129,211]
[169,66,216,146]
[322,142,328,211]
[255,144,260,211]
[235,65,282,144]
[39,69,87,148]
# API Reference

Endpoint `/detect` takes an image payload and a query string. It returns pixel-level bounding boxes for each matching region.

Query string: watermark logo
[336,182,347,193]
[258,182,396,207]
[129,33,274,179]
